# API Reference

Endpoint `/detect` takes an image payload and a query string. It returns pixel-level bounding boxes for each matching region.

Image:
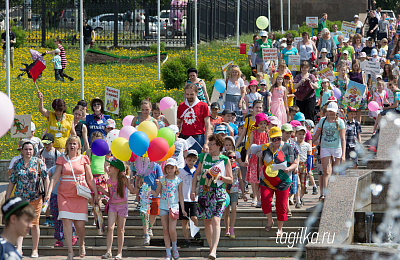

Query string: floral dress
[270,87,287,126]
[246,130,269,184]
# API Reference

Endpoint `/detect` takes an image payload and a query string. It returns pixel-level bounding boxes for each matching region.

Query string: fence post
[186,1,192,48]
[114,3,118,47]
[41,0,46,47]
[225,0,228,38]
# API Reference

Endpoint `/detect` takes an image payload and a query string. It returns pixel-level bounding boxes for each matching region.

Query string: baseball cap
[367,37,374,42]
[42,133,55,144]
[210,102,220,110]
[343,38,349,43]
[187,149,198,157]
[295,126,307,132]
[294,112,306,122]
[281,38,287,42]
[165,158,177,167]
[354,14,359,18]
[371,49,378,56]
[289,120,302,127]
[347,106,357,112]
[1,197,30,220]
[260,30,268,37]
[327,102,338,113]
[328,96,337,102]
[280,43,287,48]
[106,119,116,129]
[55,48,61,54]
[320,48,328,53]
[342,50,349,55]
[17,138,32,150]
[394,54,400,61]
[106,158,125,172]
[305,119,315,128]
[281,123,294,132]
[168,125,179,134]
[30,122,36,132]
[376,74,382,79]
[259,79,267,85]
[238,121,245,127]
[269,127,282,139]
[359,52,367,58]
[214,124,227,134]
[221,109,235,116]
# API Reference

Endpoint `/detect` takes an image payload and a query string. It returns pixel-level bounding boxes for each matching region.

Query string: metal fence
[6,0,265,48]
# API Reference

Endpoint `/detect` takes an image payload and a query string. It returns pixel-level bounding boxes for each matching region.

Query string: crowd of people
[4,7,400,260]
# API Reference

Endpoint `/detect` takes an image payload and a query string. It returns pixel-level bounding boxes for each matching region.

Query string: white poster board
[363,61,381,75]
[11,115,31,138]
[262,48,278,61]
[105,86,120,114]
[306,17,318,28]
[341,21,357,34]
[288,55,301,71]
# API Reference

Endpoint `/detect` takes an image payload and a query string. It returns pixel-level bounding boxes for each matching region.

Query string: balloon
[128,153,137,162]
[256,16,269,30]
[137,121,158,141]
[119,126,136,140]
[159,97,176,110]
[333,88,341,99]
[157,127,175,147]
[122,115,134,127]
[368,101,379,112]
[147,137,169,162]
[129,131,150,156]
[106,129,120,148]
[134,156,155,177]
[91,139,109,156]
[110,137,132,161]
[0,92,15,138]
[333,35,339,45]
[160,144,175,161]
[214,79,226,94]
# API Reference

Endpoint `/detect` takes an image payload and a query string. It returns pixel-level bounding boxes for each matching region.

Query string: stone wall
[0,160,10,182]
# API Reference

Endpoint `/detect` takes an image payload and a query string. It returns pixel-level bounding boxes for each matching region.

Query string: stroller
[17,49,46,80]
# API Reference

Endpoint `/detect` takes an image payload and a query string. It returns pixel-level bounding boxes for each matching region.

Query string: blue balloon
[129,131,149,156]
[91,139,109,156]
[333,35,339,45]
[214,79,226,93]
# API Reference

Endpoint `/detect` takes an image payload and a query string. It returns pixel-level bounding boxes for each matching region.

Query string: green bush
[161,55,195,90]
[44,38,56,49]
[179,55,195,70]
[118,91,134,118]
[274,31,284,40]
[149,42,166,53]
[131,82,156,108]
[238,60,252,80]
[197,62,215,82]
[11,26,26,48]
[286,30,300,38]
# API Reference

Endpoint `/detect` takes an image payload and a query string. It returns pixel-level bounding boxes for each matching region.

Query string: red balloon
[129,153,137,162]
[147,137,169,162]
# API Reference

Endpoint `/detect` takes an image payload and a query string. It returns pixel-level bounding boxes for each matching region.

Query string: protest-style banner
[363,61,381,75]
[306,17,318,28]
[288,55,301,71]
[105,86,120,114]
[317,67,335,81]
[11,115,31,138]
[262,48,278,61]
[342,80,367,109]
[342,21,357,34]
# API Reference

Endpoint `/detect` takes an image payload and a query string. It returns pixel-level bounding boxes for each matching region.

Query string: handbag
[36,161,45,196]
[66,155,92,200]
[294,78,313,101]
[311,51,316,62]
[166,188,179,220]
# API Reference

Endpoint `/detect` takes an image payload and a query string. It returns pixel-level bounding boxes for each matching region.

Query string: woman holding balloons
[86,97,111,144]
[190,134,233,260]
[131,99,159,129]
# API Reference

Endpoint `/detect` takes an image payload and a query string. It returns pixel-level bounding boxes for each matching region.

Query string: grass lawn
[0,33,255,159]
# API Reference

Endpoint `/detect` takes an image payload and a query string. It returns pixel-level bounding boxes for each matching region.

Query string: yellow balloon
[137,121,158,141]
[110,137,132,161]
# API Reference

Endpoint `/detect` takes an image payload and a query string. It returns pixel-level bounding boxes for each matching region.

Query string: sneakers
[54,240,64,247]
[181,240,190,248]
[148,229,153,237]
[251,199,257,207]
[194,231,201,241]
[43,219,52,226]
[256,201,261,208]
[312,186,319,195]
[72,235,77,246]
[164,256,172,260]
[144,235,150,246]
[172,249,179,260]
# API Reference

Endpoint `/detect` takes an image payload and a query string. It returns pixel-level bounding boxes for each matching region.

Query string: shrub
[161,55,195,90]
[130,82,156,108]
[238,60,252,80]
[118,91,134,119]
[44,38,56,49]
[149,42,166,53]
[274,31,284,40]
[197,61,215,82]
[12,26,26,48]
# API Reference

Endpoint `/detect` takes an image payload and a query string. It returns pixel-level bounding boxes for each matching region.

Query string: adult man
[0,197,36,259]
[83,20,96,51]
[378,13,389,41]
[318,13,327,33]
[177,84,211,154]
[1,27,16,69]
[367,11,379,41]
[330,24,342,37]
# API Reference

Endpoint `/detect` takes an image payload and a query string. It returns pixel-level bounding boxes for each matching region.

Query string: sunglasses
[93,103,101,107]
[228,156,236,159]
[272,137,282,142]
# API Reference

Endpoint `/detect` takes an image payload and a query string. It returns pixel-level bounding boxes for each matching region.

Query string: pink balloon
[119,126,137,140]
[333,88,341,99]
[368,101,379,112]
[122,115,134,127]
[147,137,169,162]
[0,92,15,138]
[159,97,176,110]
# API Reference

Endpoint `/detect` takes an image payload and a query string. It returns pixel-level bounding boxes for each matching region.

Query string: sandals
[101,252,112,259]
[79,244,86,258]
[115,254,122,260]
[287,212,292,218]
[276,230,283,237]
[265,220,274,232]
[319,195,325,202]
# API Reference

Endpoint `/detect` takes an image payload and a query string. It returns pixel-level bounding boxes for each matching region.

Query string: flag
[29,60,46,82]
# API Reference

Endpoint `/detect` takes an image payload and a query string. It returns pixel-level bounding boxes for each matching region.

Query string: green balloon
[157,127,175,148]
[256,16,269,30]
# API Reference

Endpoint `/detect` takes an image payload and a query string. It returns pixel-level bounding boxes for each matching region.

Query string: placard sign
[11,115,31,138]
[342,80,367,109]
[317,67,335,81]
[293,37,302,48]
[288,55,301,71]
[363,61,381,75]
[262,48,278,61]
[306,17,318,28]
[105,86,120,114]
[341,21,357,34]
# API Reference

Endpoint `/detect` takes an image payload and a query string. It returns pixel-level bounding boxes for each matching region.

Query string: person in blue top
[86,97,110,144]
[280,39,298,74]
[213,110,238,136]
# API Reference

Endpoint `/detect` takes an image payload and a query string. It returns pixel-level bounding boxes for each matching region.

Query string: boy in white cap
[52,48,63,81]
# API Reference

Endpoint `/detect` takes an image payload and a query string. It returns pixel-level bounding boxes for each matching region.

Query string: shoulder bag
[294,77,314,101]
[317,118,327,155]
[66,155,92,200]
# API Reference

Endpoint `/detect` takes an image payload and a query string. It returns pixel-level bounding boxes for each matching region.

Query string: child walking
[52,48,63,81]
[319,79,334,108]
[154,158,185,260]
[246,113,269,208]
[224,150,247,238]
[99,158,135,259]
[270,75,289,126]
[245,80,262,114]
[152,103,169,129]
[317,48,329,71]
[370,80,389,126]
[345,107,362,169]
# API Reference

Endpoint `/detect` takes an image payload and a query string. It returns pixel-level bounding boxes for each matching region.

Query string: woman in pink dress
[270,75,288,126]
[46,135,98,260]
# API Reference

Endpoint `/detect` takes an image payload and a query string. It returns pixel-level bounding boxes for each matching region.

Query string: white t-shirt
[248,45,257,67]
[352,20,363,29]
[8,155,22,169]
[178,167,198,202]
[172,138,188,169]
[246,92,262,108]
[297,142,312,162]
[393,66,400,78]
[226,78,244,96]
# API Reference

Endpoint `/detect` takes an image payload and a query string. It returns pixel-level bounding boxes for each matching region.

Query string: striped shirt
[57,44,67,69]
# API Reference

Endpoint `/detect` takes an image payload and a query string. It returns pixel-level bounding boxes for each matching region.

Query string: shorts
[179,201,198,220]
[320,147,342,159]
[298,162,308,189]
[229,192,239,204]
[149,198,160,216]
[159,208,169,216]
[29,197,42,225]
[108,203,128,217]
[345,147,359,166]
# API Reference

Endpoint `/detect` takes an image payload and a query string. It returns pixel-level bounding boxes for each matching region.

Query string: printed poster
[11,115,31,138]
[105,86,120,114]
[306,17,318,28]
[342,80,367,109]
[262,48,278,61]
[317,67,335,81]
[221,61,234,79]
[363,61,381,75]
[342,21,357,34]
[288,55,301,71]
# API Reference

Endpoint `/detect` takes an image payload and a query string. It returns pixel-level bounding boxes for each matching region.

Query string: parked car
[159,9,186,38]
[381,10,395,19]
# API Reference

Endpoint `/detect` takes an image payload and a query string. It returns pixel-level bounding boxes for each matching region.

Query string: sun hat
[90,97,104,113]
[280,43,287,48]
[327,102,338,113]
[347,106,357,112]
[293,112,305,122]
[267,116,280,126]
[254,113,269,127]
[165,158,177,167]
[30,122,36,132]
[342,50,349,55]
[281,123,294,132]
[55,48,61,54]
[168,125,179,134]
[281,38,287,42]
[354,15,359,18]
[321,78,330,83]
[269,127,282,139]
[305,119,315,128]
[295,126,307,132]
[1,197,30,221]
[327,96,337,102]
[359,52,367,58]
[371,49,378,56]
[343,38,349,43]
[106,119,116,129]
[376,74,382,79]
[320,48,328,53]
[289,120,302,127]
[248,79,258,87]
[260,30,268,37]
[224,136,236,146]
[106,158,125,172]
[42,133,55,144]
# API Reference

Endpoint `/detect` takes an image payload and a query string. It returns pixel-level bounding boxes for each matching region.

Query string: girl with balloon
[131,99,159,129]
[370,80,389,128]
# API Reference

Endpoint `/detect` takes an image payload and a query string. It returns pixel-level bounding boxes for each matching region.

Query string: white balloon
[106,129,120,148]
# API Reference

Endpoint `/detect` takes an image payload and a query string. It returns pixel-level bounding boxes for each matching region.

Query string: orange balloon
[160,144,175,161]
